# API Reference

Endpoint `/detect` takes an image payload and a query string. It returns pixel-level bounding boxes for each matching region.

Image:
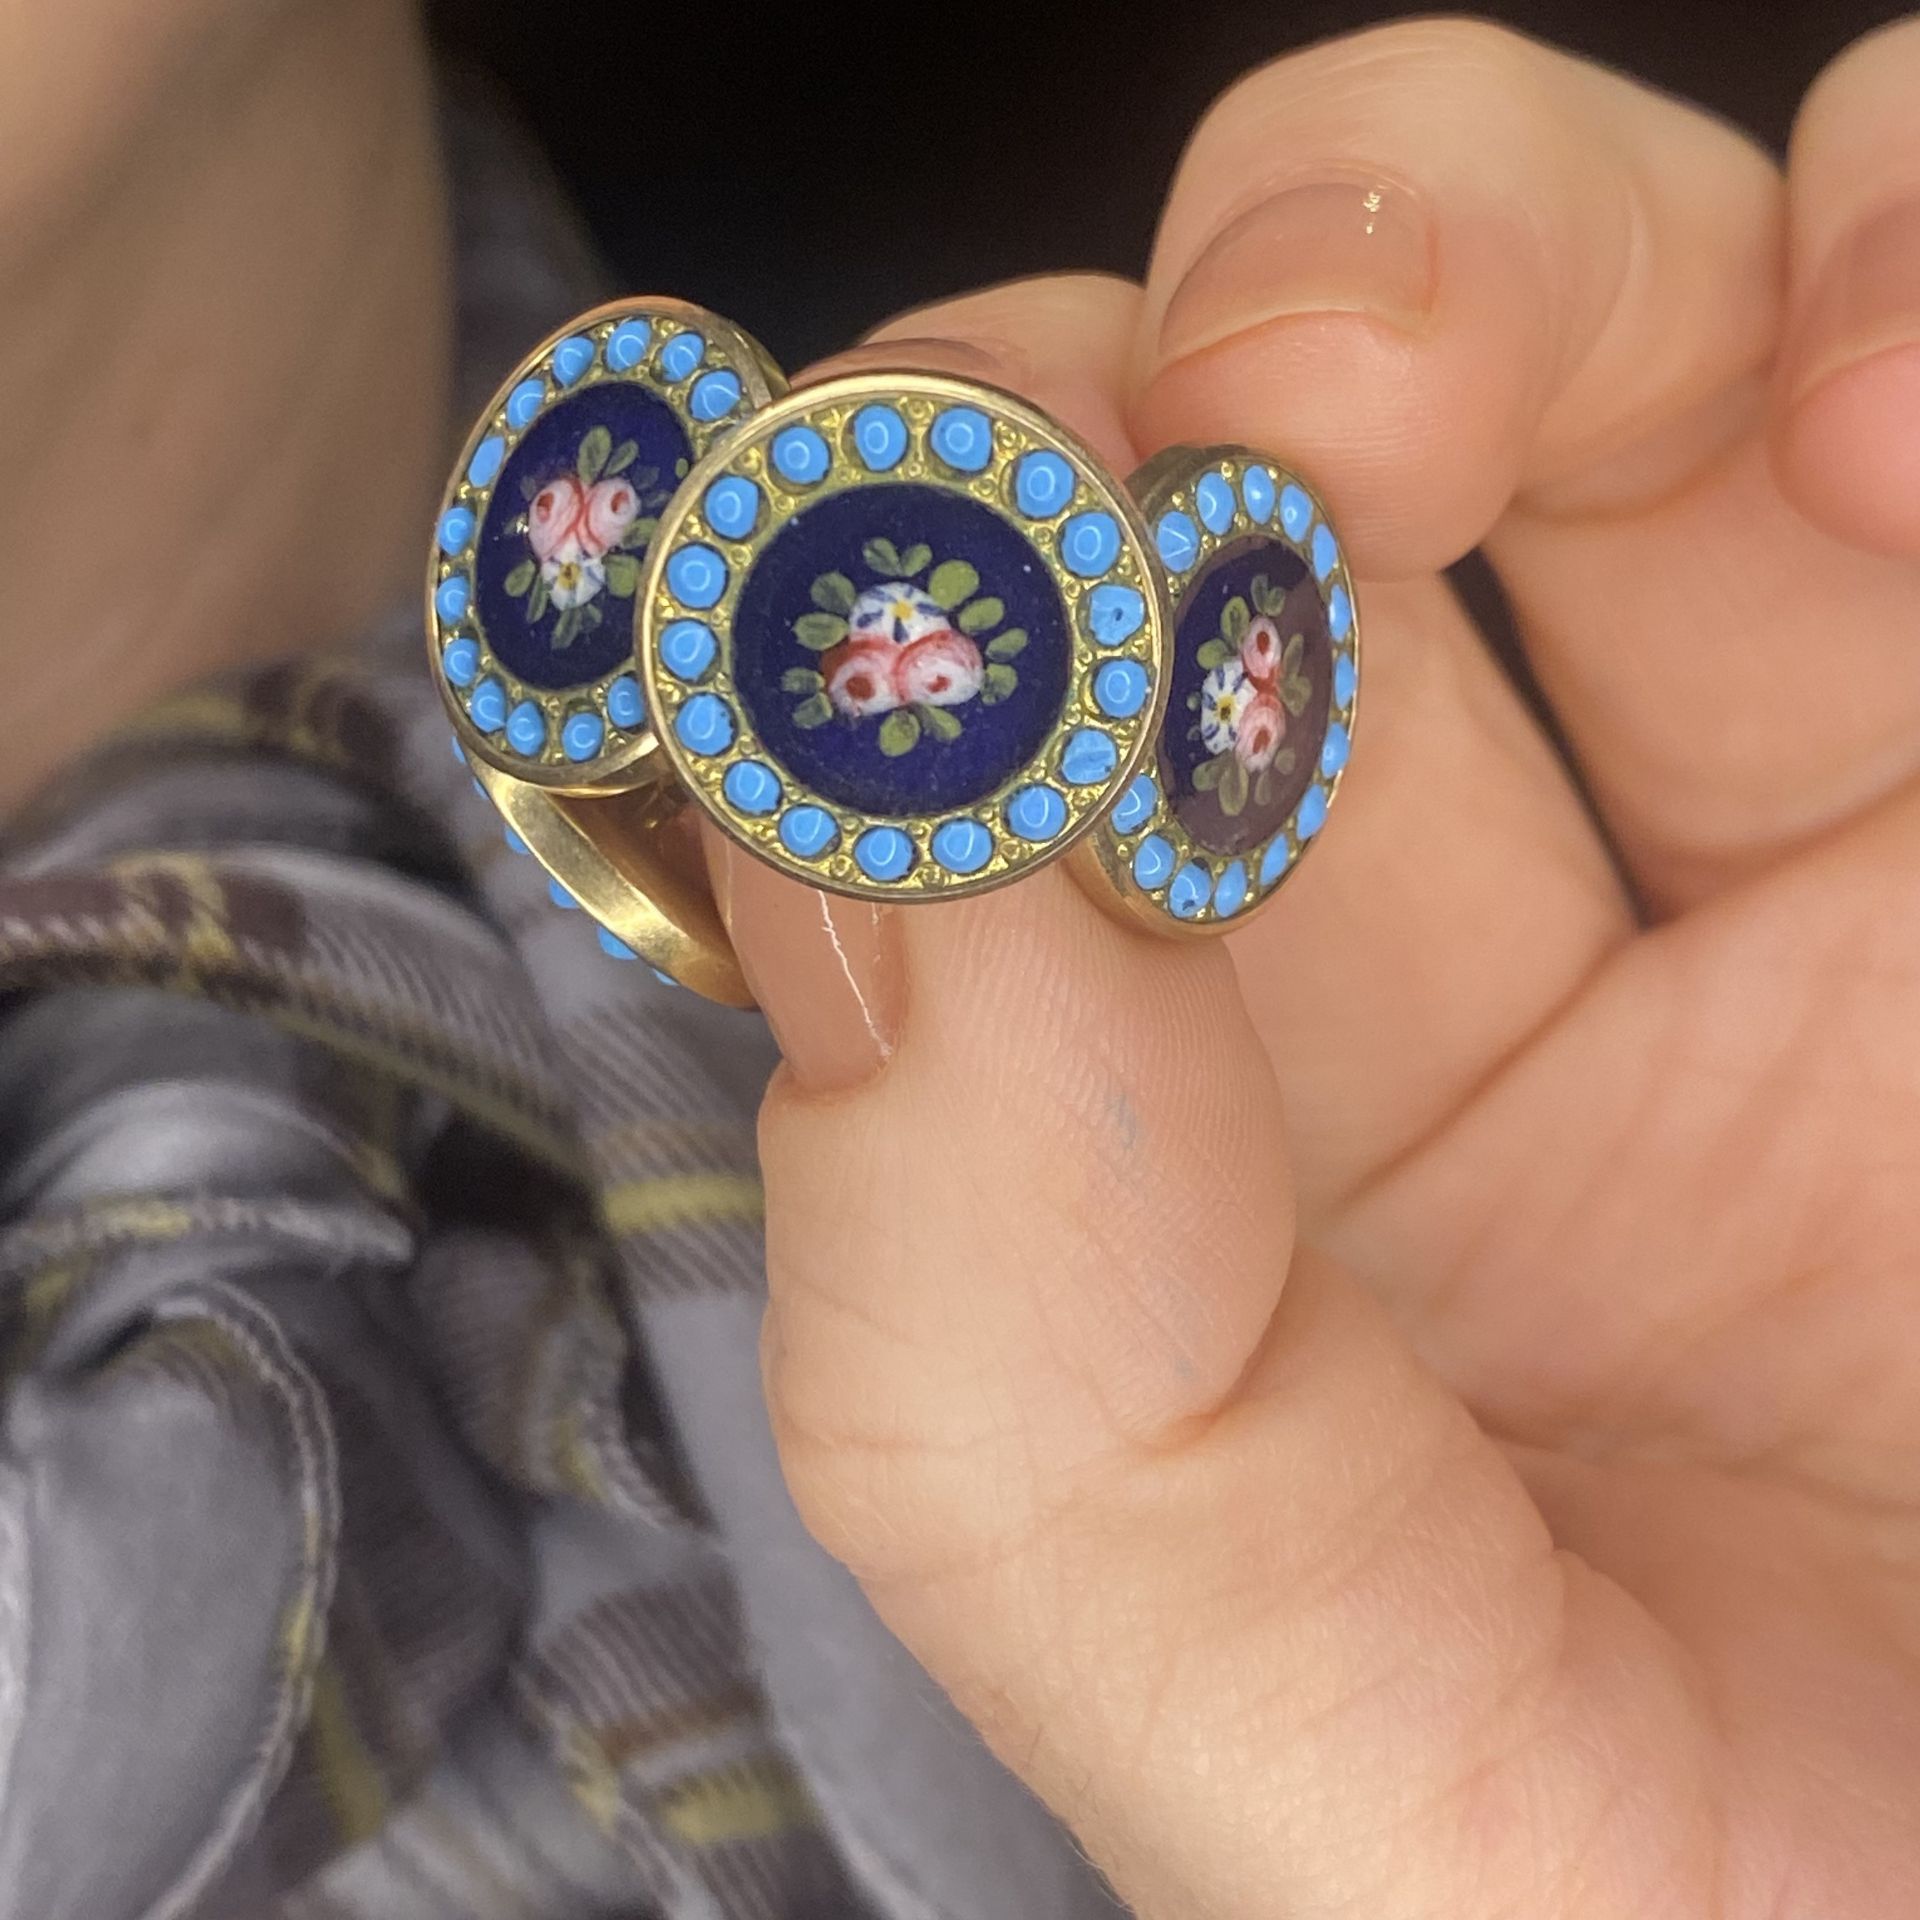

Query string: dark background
[439,0,1909,369]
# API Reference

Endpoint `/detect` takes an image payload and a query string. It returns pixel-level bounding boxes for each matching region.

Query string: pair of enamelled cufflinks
[429,297,1358,1004]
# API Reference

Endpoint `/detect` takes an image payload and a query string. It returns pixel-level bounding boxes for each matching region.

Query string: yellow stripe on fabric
[307,1656,390,1844]
[602,1172,764,1239]
[660,1757,817,1846]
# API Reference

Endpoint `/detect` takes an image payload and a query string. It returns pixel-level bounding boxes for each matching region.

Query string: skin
[15,6,1920,1915]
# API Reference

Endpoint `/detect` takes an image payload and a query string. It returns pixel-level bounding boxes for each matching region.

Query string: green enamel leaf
[504,558,537,597]
[981,661,1018,705]
[604,553,640,597]
[794,612,849,650]
[579,601,603,633]
[956,596,1004,634]
[527,576,550,623]
[810,571,857,615]
[899,543,932,576]
[1191,755,1225,793]
[782,667,826,693]
[1221,596,1251,644]
[675,457,689,478]
[985,627,1027,661]
[576,425,613,483]
[620,516,658,551]
[914,701,963,743]
[552,606,580,650]
[1282,631,1304,675]
[1249,572,1269,608]
[1282,676,1311,717]
[1195,637,1231,671]
[879,709,922,756]
[1274,746,1297,776]
[1186,692,1201,710]
[520,474,540,502]
[629,466,661,494]
[863,537,904,575]
[793,692,833,729]
[1253,769,1273,808]
[926,559,979,609]
[1219,756,1250,816]
[606,439,639,476]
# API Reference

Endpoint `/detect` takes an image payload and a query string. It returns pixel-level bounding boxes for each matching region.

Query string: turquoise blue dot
[606,318,652,370]
[1132,834,1175,889]
[1094,659,1150,719]
[1242,465,1276,524]
[855,826,915,882]
[852,404,908,471]
[562,711,605,762]
[1060,511,1121,578]
[1279,484,1313,539]
[1155,510,1200,571]
[1087,583,1146,645]
[504,825,529,854]
[1334,652,1357,707]
[506,378,546,430]
[723,759,782,815]
[1112,773,1158,834]
[466,435,505,489]
[658,331,705,381]
[674,692,733,756]
[930,406,993,472]
[1321,720,1350,777]
[1261,834,1293,887]
[667,544,728,609]
[548,878,579,911]
[552,335,594,386]
[607,675,645,730]
[469,677,506,733]
[702,476,760,541]
[449,735,466,764]
[434,575,471,624]
[771,426,830,485]
[1213,861,1249,918]
[650,966,680,988]
[437,506,475,555]
[1329,584,1353,642]
[660,618,718,680]
[691,368,742,421]
[506,700,546,757]
[1060,726,1118,787]
[931,817,994,875]
[597,928,638,960]
[1297,785,1329,839]
[1195,470,1235,535]
[1006,784,1067,842]
[1312,522,1339,581]
[779,805,838,859]
[441,637,479,688]
[1168,863,1209,920]
[1014,451,1075,518]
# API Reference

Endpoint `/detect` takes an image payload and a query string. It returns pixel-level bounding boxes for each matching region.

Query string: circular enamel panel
[1085,447,1358,928]
[427,297,784,788]
[640,374,1168,899]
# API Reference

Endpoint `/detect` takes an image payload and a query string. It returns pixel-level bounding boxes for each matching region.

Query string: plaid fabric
[0,79,1123,1920]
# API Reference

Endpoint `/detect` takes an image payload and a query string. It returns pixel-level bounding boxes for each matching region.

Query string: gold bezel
[638,371,1169,902]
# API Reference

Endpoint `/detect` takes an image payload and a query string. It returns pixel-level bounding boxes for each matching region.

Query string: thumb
[728,280,1715,1918]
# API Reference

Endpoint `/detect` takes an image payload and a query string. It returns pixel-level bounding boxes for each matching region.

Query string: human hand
[711,19,1920,1917]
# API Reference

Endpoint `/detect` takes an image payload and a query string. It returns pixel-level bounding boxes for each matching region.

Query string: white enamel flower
[1198,658,1253,753]
[849,579,948,646]
[542,553,606,610]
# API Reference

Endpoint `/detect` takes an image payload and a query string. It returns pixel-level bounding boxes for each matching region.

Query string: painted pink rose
[896,630,984,708]
[582,475,642,558]
[1235,690,1286,771]
[1241,614,1284,687]
[527,475,588,564]
[822,636,905,717]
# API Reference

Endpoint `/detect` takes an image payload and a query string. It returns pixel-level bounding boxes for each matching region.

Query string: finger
[1775,16,1920,554]
[861,278,1628,1216]
[1134,20,1920,912]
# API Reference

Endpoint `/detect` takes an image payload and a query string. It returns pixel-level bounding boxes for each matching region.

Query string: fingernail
[1788,200,1920,404]
[711,838,905,1094]
[1158,177,1435,365]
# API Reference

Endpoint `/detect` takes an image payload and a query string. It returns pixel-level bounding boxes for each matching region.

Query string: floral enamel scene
[473,383,693,692]
[781,539,1028,758]
[1162,539,1332,857]
[727,482,1072,819]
